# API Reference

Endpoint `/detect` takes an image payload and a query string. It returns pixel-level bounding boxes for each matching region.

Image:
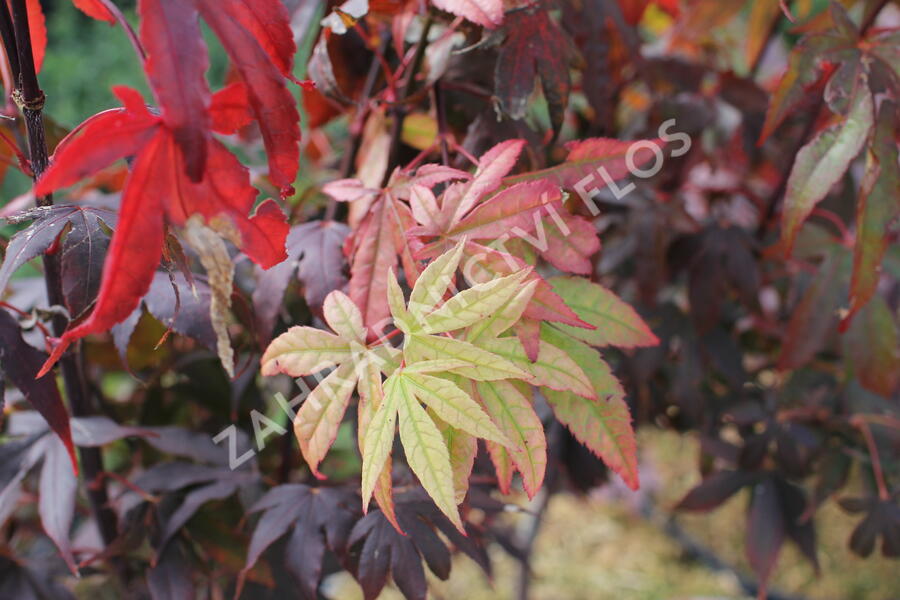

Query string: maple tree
[0,0,897,599]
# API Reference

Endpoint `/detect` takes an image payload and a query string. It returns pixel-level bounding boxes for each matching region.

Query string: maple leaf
[240,484,358,600]
[431,0,503,29]
[261,289,400,521]
[35,86,289,377]
[404,142,594,354]
[780,74,874,256]
[0,310,76,475]
[71,0,115,23]
[839,496,900,558]
[843,102,900,329]
[110,270,218,367]
[136,0,300,188]
[547,276,659,348]
[0,205,114,308]
[343,189,421,338]
[347,487,490,600]
[252,220,350,342]
[540,324,640,490]
[493,4,572,135]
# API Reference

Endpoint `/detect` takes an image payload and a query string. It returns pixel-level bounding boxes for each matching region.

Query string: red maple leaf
[35,86,289,376]
[138,0,300,189]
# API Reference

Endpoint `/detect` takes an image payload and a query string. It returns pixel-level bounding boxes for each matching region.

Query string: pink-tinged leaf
[503,137,662,189]
[843,295,899,397]
[514,318,541,362]
[27,0,46,72]
[210,82,253,134]
[450,139,526,226]
[39,436,79,574]
[449,180,561,240]
[478,335,593,399]
[477,380,546,498]
[218,0,296,78]
[0,310,77,475]
[548,276,659,348]
[431,0,502,28]
[139,0,210,181]
[538,204,600,275]
[72,0,115,23]
[197,0,301,190]
[39,134,169,377]
[295,362,357,478]
[408,164,471,189]
[541,326,639,490]
[323,178,379,203]
[781,81,873,255]
[486,441,513,494]
[348,198,399,337]
[390,197,423,288]
[844,103,899,329]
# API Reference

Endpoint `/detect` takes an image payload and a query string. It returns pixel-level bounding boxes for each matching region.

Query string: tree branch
[9,0,120,555]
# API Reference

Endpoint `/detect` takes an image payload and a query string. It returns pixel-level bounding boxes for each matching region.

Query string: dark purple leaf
[346,489,487,600]
[776,478,819,572]
[148,541,194,600]
[242,484,358,599]
[494,5,572,135]
[841,497,900,558]
[676,470,755,511]
[746,478,786,586]
[70,416,151,446]
[110,270,218,366]
[58,206,115,319]
[0,310,76,473]
[144,426,253,468]
[38,436,78,574]
[158,479,239,551]
[253,221,350,341]
[133,462,226,494]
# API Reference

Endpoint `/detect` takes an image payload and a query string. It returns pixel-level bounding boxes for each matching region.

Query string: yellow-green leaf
[323,290,366,343]
[548,276,659,348]
[423,268,531,334]
[261,326,352,376]
[360,372,401,510]
[387,268,416,333]
[466,279,538,343]
[406,333,529,381]
[405,372,508,444]
[396,377,463,531]
[432,412,477,504]
[476,380,546,498]
[479,336,595,399]
[294,361,357,477]
[409,237,465,319]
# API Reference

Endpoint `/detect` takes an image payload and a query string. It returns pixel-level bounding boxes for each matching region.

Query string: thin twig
[381,15,433,187]
[853,418,890,500]
[98,0,146,62]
